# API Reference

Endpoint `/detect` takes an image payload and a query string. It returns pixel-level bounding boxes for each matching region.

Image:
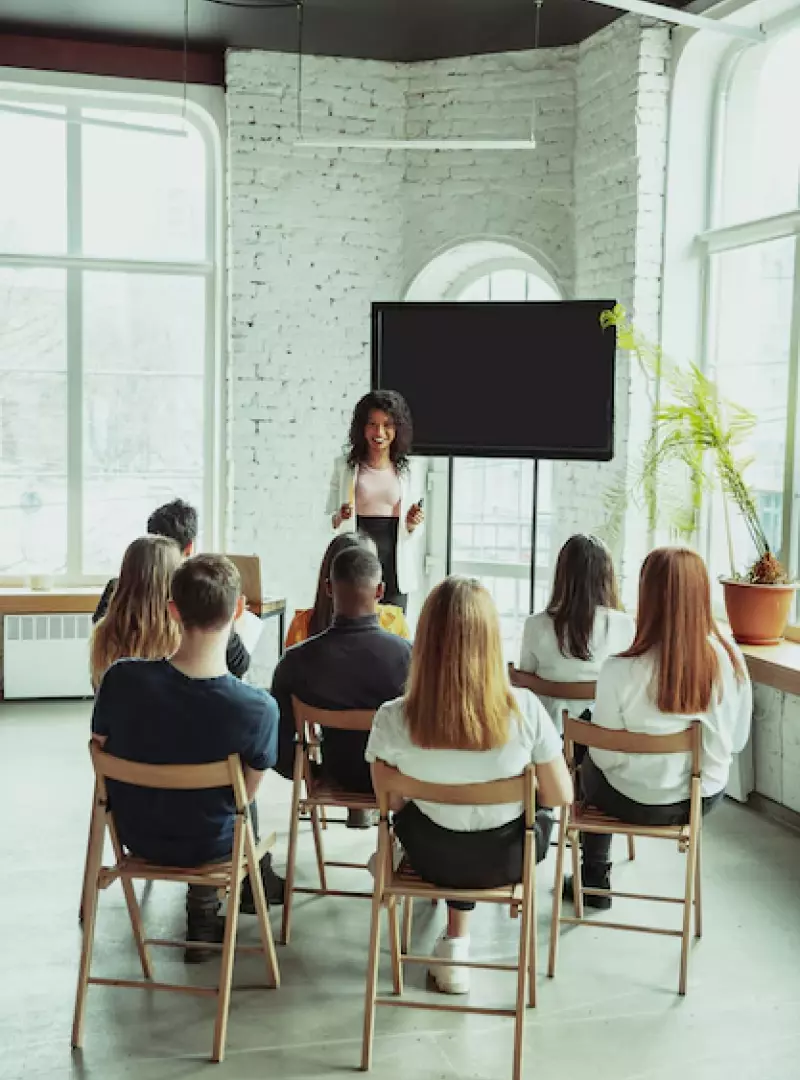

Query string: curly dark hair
[146,499,198,554]
[346,390,413,473]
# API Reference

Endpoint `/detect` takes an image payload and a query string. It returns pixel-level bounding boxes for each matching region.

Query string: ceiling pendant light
[293,0,541,151]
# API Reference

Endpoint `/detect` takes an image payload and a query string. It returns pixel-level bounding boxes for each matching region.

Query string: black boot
[240,852,285,913]
[563,861,612,911]
[184,903,225,964]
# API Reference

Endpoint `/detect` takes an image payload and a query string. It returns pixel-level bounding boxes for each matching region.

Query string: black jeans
[579,754,724,873]
[357,515,407,612]
[186,801,261,921]
[393,801,552,912]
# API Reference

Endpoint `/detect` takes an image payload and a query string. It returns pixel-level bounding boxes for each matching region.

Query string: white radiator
[3,613,93,699]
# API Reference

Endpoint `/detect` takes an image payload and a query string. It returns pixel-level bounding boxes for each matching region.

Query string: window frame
[698,27,800,607]
[0,75,224,585]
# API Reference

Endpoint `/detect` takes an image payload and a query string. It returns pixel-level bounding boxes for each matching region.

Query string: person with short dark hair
[327,390,424,613]
[91,554,283,962]
[284,532,410,647]
[272,545,411,827]
[93,499,250,678]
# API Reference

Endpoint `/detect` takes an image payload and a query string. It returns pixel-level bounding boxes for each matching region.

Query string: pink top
[355,463,401,517]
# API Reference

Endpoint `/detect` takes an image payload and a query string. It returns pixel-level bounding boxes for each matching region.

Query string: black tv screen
[372,301,616,460]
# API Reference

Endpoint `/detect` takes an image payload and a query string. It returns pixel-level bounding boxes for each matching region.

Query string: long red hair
[621,547,744,713]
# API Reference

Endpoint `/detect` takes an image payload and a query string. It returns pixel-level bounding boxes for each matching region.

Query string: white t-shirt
[364,688,563,831]
[519,608,635,730]
[589,636,753,805]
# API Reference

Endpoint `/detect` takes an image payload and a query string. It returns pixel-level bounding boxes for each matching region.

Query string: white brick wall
[550,20,671,605]
[226,18,671,627]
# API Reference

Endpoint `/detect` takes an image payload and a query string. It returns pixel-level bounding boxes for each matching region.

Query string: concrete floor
[2,700,800,1080]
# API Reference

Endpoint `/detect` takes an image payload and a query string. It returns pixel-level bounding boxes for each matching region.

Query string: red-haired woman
[570,547,752,908]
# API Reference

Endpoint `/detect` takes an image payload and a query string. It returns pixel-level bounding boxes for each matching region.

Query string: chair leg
[528,861,538,1008]
[627,835,636,861]
[388,899,403,996]
[310,807,328,891]
[401,896,413,954]
[281,773,304,946]
[570,828,584,919]
[108,823,152,980]
[320,806,328,830]
[360,874,384,1070]
[71,802,106,1048]
[679,821,700,997]
[694,830,703,940]
[78,787,96,924]
[513,835,534,1080]
[547,809,569,979]
[245,822,281,989]
[211,817,246,1064]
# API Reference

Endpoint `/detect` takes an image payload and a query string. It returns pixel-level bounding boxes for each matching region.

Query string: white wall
[226,18,671,620]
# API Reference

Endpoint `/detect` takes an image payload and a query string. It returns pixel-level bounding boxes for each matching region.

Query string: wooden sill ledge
[740,640,800,697]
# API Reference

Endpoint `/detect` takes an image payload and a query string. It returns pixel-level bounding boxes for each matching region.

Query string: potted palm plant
[600,305,796,645]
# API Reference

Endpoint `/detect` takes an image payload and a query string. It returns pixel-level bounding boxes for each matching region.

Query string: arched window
[700,27,800,601]
[0,85,221,581]
[408,243,561,657]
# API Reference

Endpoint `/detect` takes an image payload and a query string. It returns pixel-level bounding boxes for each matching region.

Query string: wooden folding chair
[521,675,636,862]
[281,697,377,945]
[72,743,281,1063]
[548,717,703,996]
[362,763,539,1080]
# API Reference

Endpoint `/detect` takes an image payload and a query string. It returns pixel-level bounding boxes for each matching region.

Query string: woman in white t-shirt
[366,576,572,995]
[569,547,752,910]
[510,534,635,730]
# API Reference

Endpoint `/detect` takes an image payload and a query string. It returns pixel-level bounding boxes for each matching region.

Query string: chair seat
[98,833,276,889]
[304,781,378,810]
[571,803,689,840]
[385,857,522,904]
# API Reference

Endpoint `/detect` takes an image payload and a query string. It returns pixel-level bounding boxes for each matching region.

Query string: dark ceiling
[0,0,689,63]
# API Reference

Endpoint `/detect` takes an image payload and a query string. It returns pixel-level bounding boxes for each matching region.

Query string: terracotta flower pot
[722,580,798,646]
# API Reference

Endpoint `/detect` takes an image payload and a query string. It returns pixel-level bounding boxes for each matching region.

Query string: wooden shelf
[741,640,800,697]
[0,588,102,616]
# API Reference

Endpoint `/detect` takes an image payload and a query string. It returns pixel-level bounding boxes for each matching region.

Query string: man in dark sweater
[92,555,282,962]
[93,498,250,678]
[271,546,411,825]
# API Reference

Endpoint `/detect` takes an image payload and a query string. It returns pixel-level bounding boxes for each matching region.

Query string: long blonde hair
[90,535,182,689]
[405,576,518,750]
[621,547,745,713]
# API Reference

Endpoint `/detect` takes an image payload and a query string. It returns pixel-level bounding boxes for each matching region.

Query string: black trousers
[186,801,261,919]
[357,515,407,612]
[579,754,724,870]
[393,801,551,912]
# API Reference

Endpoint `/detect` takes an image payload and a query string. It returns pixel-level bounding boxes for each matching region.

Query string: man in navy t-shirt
[91,554,280,961]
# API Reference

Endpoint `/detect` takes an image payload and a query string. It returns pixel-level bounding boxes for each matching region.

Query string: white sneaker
[429,931,471,995]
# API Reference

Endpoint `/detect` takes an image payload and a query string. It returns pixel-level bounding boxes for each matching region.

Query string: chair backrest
[227,554,262,616]
[562,717,702,776]
[291,696,376,737]
[370,760,536,826]
[525,674,596,701]
[90,743,249,811]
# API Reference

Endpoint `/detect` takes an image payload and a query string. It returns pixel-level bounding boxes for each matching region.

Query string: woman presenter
[327,390,424,613]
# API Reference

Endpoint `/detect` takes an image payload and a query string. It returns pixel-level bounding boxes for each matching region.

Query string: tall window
[702,28,800,606]
[448,264,558,659]
[0,93,218,581]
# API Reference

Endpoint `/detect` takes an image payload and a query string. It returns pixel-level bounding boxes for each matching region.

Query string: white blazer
[326,455,423,595]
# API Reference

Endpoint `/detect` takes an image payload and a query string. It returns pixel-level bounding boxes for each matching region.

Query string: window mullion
[65,107,83,581]
[780,235,800,579]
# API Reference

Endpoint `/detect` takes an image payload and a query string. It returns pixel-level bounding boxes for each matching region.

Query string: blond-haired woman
[90,535,182,689]
[366,576,572,994]
[571,547,752,909]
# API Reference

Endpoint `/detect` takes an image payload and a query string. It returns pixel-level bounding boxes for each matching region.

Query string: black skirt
[356,515,406,612]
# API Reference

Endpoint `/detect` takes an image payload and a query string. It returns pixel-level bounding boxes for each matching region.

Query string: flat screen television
[371,300,616,460]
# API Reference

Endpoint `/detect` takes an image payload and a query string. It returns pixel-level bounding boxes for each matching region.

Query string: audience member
[567,547,752,909]
[366,576,572,994]
[93,498,251,678]
[90,535,182,690]
[510,534,634,729]
[273,546,411,827]
[91,555,283,961]
[285,532,410,647]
